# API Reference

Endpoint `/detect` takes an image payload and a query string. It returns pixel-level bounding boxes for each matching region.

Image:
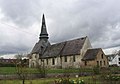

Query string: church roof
[61,37,86,56]
[41,37,87,58]
[42,42,65,58]
[82,48,102,61]
[31,41,50,54]
[31,41,42,54]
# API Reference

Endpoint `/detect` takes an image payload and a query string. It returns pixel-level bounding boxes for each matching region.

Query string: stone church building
[29,14,109,68]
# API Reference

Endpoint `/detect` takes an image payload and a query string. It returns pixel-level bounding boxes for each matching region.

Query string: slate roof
[41,37,87,58]
[31,41,43,54]
[82,48,102,61]
[61,37,86,56]
[42,42,65,58]
[31,40,50,54]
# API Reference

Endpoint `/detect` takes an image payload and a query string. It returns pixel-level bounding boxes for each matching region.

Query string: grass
[0,78,54,84]
[0,66,120,75]
[0,76,98,84]
[0,67,120,84]
[0,67,37,74]
[1,76,119,84]
[0,67,93,74]
[0,67,16,74]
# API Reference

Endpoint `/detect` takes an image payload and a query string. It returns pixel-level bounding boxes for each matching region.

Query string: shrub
[54,78,85,84]
[107,75,120,81]
[92,66,100,75]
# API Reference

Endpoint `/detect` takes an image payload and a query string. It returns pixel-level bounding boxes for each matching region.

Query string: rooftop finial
[42,14,45,24]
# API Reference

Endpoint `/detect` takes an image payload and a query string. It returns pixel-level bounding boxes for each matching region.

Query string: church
[29,14,109,68]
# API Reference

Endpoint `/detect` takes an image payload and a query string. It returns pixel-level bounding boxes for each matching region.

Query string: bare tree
[36,59,46,78]
[15,54,28,84]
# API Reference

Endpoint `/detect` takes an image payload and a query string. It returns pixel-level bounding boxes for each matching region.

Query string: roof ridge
[51,36,87,45]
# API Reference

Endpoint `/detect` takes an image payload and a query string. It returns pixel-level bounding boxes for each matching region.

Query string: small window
[73,55,76,62]
[41,59,44,62]
[100,61,102,66]
[85,61,87,66]
[46,59,48,65]
[119,58,120,61]
[119,62,120,64]
[64,56,67,62]
[101,54,103,59]
[35,55,37,58]
[97,61,99,66]
[52,58,55,65]
[104,61,106,65]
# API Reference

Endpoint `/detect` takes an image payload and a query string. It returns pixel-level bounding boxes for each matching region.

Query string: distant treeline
[0,63,16,67]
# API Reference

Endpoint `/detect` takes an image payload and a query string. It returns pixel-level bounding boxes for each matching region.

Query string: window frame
[73,55,76,62]
[52,58,55,65]
[46,59,48,65]
[64,56,67,62]
[101,54,104,59]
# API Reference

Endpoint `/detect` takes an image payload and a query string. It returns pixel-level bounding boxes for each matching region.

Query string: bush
[92,66,100,75]
[105,75,120,81]
[54,78,85,84]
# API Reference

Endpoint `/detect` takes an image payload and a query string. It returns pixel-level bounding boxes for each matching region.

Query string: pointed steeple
[39,14,49,40]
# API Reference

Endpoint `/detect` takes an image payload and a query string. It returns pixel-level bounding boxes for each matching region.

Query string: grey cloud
[0,0,120,55]
[0,0,42,27]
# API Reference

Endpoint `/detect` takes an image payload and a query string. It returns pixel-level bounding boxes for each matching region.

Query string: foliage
[0,79,54,84]
[36,62,46,78]
[0,75,120,84]
[92,66,100,75]
[54,78,85,84]
[16,57,28,84]
[105,75,120,81]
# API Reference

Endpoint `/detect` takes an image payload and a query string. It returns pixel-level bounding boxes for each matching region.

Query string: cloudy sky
[0,0,120,56]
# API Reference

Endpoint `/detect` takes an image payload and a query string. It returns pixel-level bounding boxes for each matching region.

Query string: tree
[15,54,28,84]
[36,59,46,78]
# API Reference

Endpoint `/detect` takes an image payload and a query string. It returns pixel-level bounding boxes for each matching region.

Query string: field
[0,76,120,84]
[0,67,93,74]
[0,78,54,84]
[0,67,120,84]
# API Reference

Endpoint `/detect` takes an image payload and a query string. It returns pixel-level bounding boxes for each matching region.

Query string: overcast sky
[0,0,120,55]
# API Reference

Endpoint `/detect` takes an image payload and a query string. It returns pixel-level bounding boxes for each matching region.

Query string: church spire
[39,14,49,40]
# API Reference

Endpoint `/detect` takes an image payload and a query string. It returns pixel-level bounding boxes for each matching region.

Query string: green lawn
[0,78,54,84]
[0,76,99,84]
[0,67,38,74]
[0,67,16,74]
[1,76,119,84]
[0,67,93,74]
[0,67,119,74]
[0,67,120,84]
